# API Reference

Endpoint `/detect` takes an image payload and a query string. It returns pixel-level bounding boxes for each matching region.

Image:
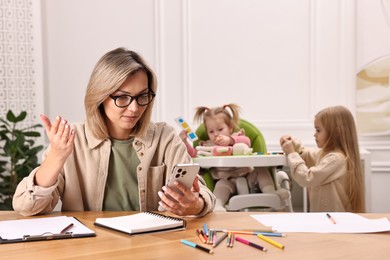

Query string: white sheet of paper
[0,216,95,240]
[251,212,390,233]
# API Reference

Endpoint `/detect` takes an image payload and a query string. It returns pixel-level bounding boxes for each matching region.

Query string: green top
[103,138,140,211]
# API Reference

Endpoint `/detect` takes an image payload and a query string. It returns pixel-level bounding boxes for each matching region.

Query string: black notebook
[94,211,186,235]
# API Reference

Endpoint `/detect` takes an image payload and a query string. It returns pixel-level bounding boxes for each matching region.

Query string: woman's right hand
[41,115,75,161]
[34,115,75,187]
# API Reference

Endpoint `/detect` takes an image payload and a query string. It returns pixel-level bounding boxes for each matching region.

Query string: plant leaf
[15,111,27,122]
[22,131,41,137]
[0,109,42,204]
[6,110,17,122]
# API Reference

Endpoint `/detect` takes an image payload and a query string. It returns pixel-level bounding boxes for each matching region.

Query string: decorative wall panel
[0,0,39,126]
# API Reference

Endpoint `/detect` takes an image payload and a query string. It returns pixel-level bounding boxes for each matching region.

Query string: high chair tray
[193,154,287,168]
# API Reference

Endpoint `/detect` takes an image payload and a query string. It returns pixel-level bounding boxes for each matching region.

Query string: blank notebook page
[95,212,184,234]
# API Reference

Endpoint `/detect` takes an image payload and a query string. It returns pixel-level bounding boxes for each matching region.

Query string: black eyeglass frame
[109,91,156,108]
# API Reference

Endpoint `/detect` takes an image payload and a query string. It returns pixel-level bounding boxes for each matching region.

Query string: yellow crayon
[257,234,285,250]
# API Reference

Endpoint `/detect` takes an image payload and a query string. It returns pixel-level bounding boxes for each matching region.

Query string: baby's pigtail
[223,103,241,130]
[194,106,209,124]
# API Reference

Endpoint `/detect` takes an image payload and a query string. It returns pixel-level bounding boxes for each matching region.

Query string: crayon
[213,232,228,248]
[235,236,267,252]
[257,234,285,249]
[196,229,207,243]
[203,223,209,236]
[181,239,213,254]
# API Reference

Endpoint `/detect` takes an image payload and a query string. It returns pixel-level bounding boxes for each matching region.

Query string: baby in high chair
[179,103,288,211]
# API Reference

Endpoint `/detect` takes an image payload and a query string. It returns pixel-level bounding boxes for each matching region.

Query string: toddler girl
[181,104,286,211]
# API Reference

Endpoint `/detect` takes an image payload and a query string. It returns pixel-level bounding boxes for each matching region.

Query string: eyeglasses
[109,92,156,107]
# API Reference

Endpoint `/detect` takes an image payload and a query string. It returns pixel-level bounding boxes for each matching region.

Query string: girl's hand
[214,135,233,146]
[280,135,292,146]
[281,140,295,155]
[158,176,205,216]
[179,130,188,142]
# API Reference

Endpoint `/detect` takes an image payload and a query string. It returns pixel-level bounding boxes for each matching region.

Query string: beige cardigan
[13,121,215,216]
[287,148,351,212]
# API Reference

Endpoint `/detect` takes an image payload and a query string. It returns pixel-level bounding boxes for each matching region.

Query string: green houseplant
[0,110,43,210]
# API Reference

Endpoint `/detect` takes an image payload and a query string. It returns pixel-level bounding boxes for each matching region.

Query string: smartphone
[167,163,200,194]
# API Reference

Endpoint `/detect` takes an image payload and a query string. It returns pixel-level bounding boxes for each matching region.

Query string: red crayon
[235,236,267,252]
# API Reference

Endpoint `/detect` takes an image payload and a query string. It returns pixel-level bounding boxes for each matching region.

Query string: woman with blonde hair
[13,47,215,216]
[280,106,365,212]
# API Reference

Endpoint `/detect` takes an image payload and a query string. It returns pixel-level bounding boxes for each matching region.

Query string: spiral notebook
[94,211,186,235]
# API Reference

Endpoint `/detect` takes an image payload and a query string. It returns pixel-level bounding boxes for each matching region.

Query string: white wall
[40,0,356,147]
[35,0,389,212]
[40,0,158,123]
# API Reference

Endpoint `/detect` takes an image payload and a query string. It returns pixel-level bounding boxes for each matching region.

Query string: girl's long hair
[316,106,365,212]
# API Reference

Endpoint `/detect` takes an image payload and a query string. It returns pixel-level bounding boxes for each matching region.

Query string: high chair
[193,119,293,212]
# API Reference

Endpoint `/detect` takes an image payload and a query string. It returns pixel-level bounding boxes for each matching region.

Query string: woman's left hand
[158,176,205,216]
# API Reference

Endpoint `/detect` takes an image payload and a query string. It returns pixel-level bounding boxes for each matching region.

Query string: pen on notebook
[60,223,74,234]
[326,213,337,224]
[235,236,268,252]
[180,239,214,254]
[257,234,285,250]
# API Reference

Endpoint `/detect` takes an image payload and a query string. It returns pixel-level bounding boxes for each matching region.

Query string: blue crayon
[256,232,286,237]
[203,223,209,236]
[180,239,214,254]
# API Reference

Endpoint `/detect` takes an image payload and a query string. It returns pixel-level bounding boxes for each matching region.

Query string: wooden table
[1,211,390,259]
